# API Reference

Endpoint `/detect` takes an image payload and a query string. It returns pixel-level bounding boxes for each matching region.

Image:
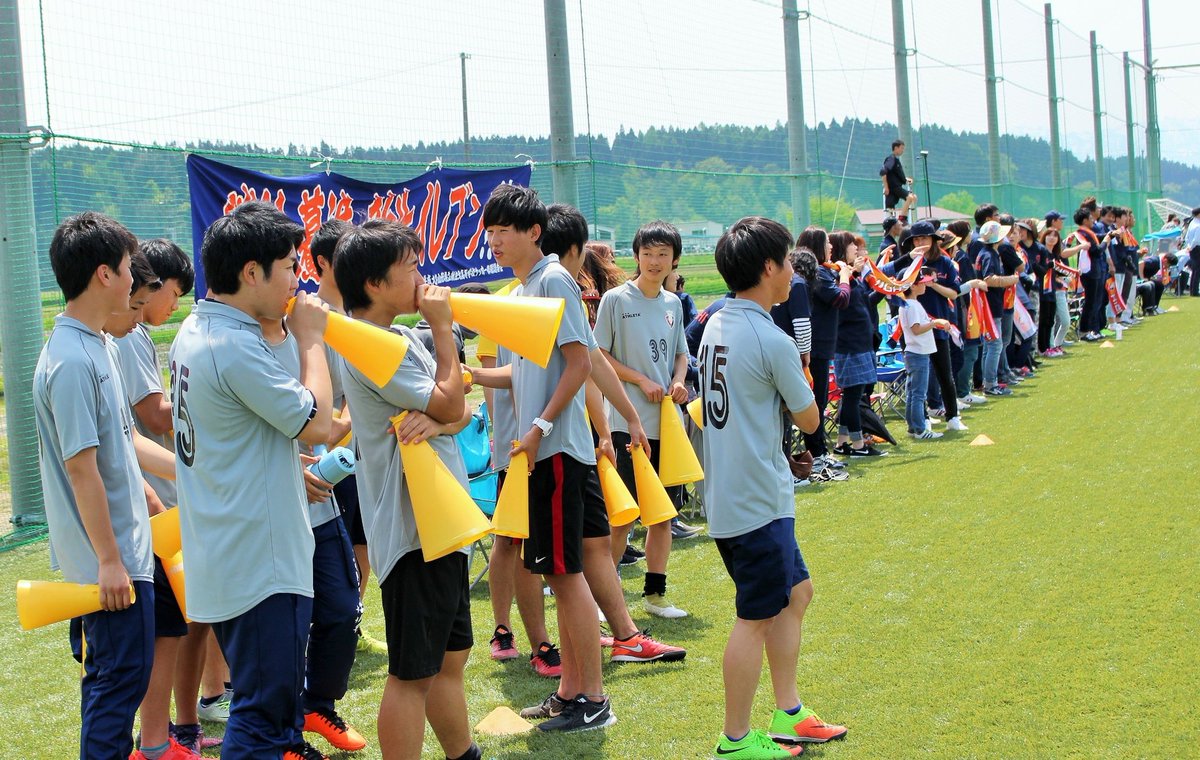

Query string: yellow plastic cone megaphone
[325,311,410,388]
[686,397,703,428]
[449,292,565,369]
[630,445,678,526]
[15,580,136,631]
[491,448,530,539]
[657,399,704,487]
[162,551,190,622]
[596,454,639,527]
[392,413,492,562]
[149,507,181,559]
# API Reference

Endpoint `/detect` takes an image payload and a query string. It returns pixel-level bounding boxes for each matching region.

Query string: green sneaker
[714,729,801,758]
[768,706,848,743]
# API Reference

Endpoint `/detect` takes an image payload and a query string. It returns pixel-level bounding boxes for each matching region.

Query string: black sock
[448,742,482,760]
[199,694,221,708]
[644,572,667,597]
[223,680,232,692]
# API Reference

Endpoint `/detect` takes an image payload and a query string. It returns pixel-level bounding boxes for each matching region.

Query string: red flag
[971,289,1000,341]
[1104,276,1127,314]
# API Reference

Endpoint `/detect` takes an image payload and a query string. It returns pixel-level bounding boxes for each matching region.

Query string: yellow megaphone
[149,507,181,559]
[449,292,565,369]
[162,551,190,622]
[596,454,639,527]
[392,412,492,562]
[289,298,410,388]
[630,445,678,526]
[657,399,704,487]
[491,448,530,539]
[15,580,137,631]
[686,397,703,428]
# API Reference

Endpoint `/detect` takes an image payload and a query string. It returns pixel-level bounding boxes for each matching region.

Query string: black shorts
[152,555,188,638]
[335,473,367,547]
[611,432,684,513]
[379,550,472,680]
[714,517,810,621]
[525,452,588,575]
[582,466,610,539]
[885,185,912,209]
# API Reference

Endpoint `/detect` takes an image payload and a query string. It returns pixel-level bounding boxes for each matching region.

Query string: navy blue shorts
[714,518,810,621]
[152,555,188,638]
[335,473,367,546]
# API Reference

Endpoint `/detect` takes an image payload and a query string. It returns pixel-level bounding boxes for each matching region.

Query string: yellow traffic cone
[686,397,703,428]
[657,399,704,487]
[449,292,565,368]
[15,580,136,631]
[631,446,677,526]
[162,551,190,622]
[596,455,639,527]
[392,413,492,562]
[149,507,181,559]
[491,449,530,539]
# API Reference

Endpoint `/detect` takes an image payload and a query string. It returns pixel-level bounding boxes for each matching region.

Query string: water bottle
[308,446,356,486]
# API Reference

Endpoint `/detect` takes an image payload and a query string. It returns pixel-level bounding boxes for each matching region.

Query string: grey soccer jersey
[593,281,687,438]
[510,255,597,465]
[267,328,340,529]
[697,298,814,539]
[169,299,316,623]
[33,316,154,585]
[339,324,470,584]
[113,324,176,507]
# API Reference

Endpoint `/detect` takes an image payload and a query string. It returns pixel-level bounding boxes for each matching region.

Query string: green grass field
[2,293,1197,759]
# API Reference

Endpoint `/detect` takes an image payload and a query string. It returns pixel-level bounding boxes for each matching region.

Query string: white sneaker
[643,594,688,619]
[197,690,231,723]
[966,393,986,404]
[910,429,943,440]
[956,396,973,408]
[793,477,811,490]
[945,416,968,431]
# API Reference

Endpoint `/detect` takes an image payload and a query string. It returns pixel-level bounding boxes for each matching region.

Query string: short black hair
[139,238,194,295]
[129,249,162,295]
[973,204,1000,227]
[333,219,422,314]
[997,213,1015,226]
[714,216,791,293]
[482,183,547,240]
[48,211,138,302]
[1191,207,1200,217]
[311,219,353,277]
[1073,207,1092,226]
[892,139,905,150]
[632,220,682,260]
[201,201,303,295]
[542,204,589,257]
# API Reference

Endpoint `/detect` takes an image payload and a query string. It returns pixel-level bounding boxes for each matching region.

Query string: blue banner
[186,154,531,298]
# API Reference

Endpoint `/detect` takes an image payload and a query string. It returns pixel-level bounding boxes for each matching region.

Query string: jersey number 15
[697,344,730,430]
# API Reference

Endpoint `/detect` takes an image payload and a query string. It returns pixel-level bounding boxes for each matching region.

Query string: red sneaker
[610,630,687,662]
[530,642,562,678]
[129,738,201,759]
[489,624,520,661]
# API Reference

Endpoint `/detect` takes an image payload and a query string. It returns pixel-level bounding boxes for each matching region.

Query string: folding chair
[872,316,907,419]
[454,401,498,590]
[823,366,842,443]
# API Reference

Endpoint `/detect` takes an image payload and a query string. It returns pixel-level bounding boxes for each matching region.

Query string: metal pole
[543,0,578,206]
[1142,0,1162,196]
[782,0,810,231]
[460,52,471,163]
[0,0,46,525]
[1043,4,1063,206]
[891,0,913,153]
[1089,31,1105,192]
[981,0,1002,189]
[919,150,931,219]
[1123,52,1137,194]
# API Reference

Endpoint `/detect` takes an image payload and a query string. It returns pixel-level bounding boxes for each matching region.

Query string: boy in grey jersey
[700,217,847,759]
[472,186,615,733]
[170,201,332,759]
[332,220,480,760]
[594,220,691,619]
[34,212,175,760]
